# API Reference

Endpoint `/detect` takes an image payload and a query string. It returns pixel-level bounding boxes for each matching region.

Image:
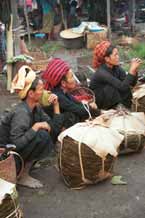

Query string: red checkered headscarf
[41,58,70,90]
[93,41,111,69]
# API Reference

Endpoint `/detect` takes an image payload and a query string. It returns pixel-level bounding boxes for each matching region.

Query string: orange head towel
[93,41,111,69]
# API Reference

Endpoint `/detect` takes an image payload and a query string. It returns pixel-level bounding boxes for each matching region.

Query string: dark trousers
[18,129,54,162]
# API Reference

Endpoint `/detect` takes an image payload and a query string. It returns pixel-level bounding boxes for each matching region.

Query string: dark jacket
[89,64,137,109]
[52,87,100,120]
[0,101,63,151]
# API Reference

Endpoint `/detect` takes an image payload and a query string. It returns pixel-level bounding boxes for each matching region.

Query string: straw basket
[59,136,116,189]
[0,179,23,218]
[0,149,16,184]
[0,149,24,184]
[86,28,108,49]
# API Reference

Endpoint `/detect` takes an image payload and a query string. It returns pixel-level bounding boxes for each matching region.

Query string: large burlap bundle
[58,122,123,189]
[0,179,23,218]
[109,112,145,153]
[132,84,145,113]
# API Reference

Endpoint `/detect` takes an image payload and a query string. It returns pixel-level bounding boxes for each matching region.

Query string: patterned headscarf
[93,41,111,69]
[41,58,70,90]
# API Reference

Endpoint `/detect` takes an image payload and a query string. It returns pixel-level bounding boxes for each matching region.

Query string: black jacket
[53,87,100,120]
[89,64,137,109]
[0,101,63,150]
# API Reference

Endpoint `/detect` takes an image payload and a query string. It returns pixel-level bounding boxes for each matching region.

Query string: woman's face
[105,48,120,67]
[62,69,77,91]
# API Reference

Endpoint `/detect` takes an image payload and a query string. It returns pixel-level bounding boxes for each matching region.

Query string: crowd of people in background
[16,0,85,39]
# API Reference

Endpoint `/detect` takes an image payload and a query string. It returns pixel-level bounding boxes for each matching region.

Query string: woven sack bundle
[58,122,123,189]
[0,178,23,218]
[109,112,145,154]
[132,84,145,113]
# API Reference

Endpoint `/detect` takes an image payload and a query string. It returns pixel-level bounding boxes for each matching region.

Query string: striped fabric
[42,58,70,90]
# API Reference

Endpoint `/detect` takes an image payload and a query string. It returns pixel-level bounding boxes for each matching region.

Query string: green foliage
[119,43,145,71]
[128,43,145,59]
[41,41,63,55]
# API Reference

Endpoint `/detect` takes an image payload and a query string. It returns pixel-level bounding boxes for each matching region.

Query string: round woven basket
[70,87,95,104]
[59,136,115,189]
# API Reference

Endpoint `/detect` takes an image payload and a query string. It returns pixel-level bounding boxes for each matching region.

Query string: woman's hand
[129,58,142,75]
[89,101,98,110]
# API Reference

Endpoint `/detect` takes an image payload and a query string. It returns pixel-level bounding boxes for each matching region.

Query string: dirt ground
[1,47,145,218]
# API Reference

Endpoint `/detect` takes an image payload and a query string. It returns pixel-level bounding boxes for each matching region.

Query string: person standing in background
[37,0,57,40]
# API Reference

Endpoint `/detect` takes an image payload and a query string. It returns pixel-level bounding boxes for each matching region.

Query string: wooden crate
[86,28,108,49]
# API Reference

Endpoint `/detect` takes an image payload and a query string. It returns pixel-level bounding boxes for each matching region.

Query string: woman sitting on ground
[89,41,141,110]
[41,58,100,128]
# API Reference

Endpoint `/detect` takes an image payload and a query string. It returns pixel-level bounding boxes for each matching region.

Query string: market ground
[1,46,145,218]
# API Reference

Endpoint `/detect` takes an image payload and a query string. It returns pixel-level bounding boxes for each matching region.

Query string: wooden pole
[131,0,136,34]
[107,0,111,40]
[23,0,31,47]
[11,0,20,55]
[60,1,67,29]
[6,15,13,91]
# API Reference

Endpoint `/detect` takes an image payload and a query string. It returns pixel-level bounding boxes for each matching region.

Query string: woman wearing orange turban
[90,41,141,110]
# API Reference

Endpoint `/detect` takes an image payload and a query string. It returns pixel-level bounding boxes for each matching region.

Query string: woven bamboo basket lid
[60,29,83,39]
